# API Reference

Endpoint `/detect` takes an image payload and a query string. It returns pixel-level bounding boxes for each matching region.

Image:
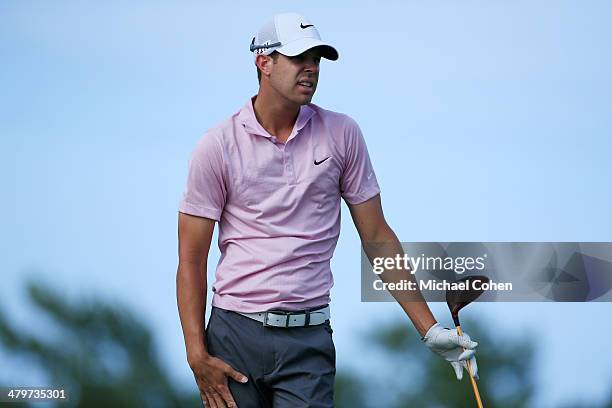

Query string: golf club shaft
[456,325,483,408]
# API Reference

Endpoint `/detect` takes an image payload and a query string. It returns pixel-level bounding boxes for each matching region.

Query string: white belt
[237,306,330,328]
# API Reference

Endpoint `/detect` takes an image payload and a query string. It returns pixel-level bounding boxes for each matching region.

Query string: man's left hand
[422,323,479,380]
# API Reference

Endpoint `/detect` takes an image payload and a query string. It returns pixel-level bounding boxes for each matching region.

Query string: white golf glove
[422,323,479,380]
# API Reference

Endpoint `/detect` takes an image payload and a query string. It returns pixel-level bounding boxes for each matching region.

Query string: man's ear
[256,54,273,78]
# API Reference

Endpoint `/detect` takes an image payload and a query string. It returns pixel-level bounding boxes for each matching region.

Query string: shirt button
[270,137,277,143]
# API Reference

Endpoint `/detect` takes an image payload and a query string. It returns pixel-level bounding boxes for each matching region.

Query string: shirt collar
[238,96,316,139]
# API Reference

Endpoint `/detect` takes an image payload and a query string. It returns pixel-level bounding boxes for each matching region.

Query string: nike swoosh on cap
[300,23,314,29]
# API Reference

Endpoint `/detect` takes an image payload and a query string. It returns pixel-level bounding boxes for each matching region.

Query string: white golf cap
[250,12,339,61]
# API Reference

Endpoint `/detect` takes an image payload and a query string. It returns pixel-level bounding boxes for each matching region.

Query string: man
[177,12,479,408]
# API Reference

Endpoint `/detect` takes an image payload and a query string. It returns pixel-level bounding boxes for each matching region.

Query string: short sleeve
[178,133,227,221]
[340,117,381,204]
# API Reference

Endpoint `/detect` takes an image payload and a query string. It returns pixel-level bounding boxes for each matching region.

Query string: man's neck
[252,90,301,143]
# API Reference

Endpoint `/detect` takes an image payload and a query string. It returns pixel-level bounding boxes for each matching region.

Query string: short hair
[257,51,280,83]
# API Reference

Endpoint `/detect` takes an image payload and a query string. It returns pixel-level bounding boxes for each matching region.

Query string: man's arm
[176,211,215,363]
[346,194,436,336]
[176,212,247,407]
[347,194,479,380]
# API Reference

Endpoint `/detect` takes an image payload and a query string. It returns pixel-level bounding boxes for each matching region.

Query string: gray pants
[205,306,336,408]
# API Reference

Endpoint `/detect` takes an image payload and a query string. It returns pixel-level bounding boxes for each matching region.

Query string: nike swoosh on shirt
[300,23,314,29]
[314,157,331,165]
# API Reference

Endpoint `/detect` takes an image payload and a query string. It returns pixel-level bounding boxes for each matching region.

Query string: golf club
[445,275,490,408]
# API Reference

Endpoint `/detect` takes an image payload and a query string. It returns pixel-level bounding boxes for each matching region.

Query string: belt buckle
[264,310,313,328]
[264,310,291,327]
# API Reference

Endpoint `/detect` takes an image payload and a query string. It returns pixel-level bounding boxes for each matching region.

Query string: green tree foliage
[333,370,368,408]
[0,281,200,407]
[333,318,530,407]
[335,316,612,408]
[363,317,536,408]
[2,281,611,407]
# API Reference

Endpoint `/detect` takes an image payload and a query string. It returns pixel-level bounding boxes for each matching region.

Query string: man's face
[266,48,322,106]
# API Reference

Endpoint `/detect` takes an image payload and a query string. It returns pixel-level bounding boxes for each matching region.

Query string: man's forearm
[176,261,209,364]
[362,227,437,337]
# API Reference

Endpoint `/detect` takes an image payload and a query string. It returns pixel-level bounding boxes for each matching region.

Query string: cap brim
[277,38,339,61]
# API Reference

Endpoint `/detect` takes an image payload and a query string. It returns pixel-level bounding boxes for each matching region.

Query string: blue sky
[1,1,612,406]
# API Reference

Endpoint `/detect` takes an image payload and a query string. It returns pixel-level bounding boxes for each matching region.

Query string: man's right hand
[189,353,248,408]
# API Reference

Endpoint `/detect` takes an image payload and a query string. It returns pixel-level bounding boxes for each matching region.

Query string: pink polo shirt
[178,97,380,312]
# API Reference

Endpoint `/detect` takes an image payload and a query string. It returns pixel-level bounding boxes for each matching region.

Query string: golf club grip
[456,325,484,408]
